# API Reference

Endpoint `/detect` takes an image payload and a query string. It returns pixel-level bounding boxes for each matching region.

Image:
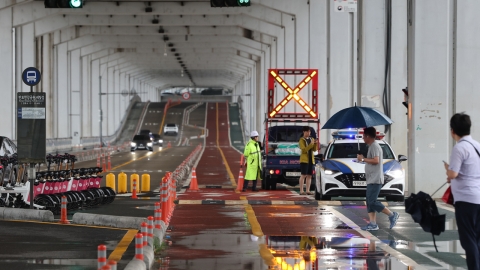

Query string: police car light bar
[331,129,385,140]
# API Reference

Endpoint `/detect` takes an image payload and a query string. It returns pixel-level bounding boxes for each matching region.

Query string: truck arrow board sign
[267,69,318,119]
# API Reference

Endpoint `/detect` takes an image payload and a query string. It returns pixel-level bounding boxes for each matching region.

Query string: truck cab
[262,125,319,190]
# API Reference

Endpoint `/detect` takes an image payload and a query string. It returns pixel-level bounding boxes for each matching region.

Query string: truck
[261,120,321,190]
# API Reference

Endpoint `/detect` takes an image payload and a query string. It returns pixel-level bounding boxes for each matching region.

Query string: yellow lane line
[108,229,138,261]
[244,204,277,268]
[158,101,181,135]
[109,149,164,171]
[215,103,238,191]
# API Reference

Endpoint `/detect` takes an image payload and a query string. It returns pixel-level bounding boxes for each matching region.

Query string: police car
[315,129,407,201]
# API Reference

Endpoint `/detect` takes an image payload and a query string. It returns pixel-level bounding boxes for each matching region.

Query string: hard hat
[250,131,259,137]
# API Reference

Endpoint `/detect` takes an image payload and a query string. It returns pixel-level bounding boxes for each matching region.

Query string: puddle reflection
[267,236,409,270]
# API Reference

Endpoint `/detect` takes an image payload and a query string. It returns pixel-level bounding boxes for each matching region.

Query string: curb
[178,199,406,206]
[0,208,54,222]
[72,213,146,229]
[124,258,146,270]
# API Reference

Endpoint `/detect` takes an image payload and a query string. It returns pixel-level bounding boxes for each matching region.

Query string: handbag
[441,186,454,205]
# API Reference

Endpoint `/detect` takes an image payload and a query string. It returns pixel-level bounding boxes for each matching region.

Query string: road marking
[325,206,425,269]
[108,229,138,261]
[109,148,164,171]
[244,204,277,267]
[215,103,238,192]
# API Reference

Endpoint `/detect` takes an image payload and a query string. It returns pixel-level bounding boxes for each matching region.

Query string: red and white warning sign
[182,92,190,100]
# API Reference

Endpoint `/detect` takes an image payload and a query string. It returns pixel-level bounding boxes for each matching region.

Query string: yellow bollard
[118,172,127,193]
[106,173,116,192]
[141,174,151,192]
[130,173,140,192]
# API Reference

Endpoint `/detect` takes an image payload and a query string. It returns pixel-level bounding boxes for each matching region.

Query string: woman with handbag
[444,113,480,270]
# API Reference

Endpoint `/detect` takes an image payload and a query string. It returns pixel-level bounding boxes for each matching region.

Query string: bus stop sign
[22,67,41,87]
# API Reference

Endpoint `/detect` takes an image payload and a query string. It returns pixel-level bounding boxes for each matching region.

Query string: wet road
[0,101,468,270]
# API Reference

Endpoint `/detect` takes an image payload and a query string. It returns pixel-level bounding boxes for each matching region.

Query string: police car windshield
[327,143,394,159]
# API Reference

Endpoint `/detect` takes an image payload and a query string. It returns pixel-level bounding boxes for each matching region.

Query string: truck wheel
[268,177,277,190]
[261,175,267,190]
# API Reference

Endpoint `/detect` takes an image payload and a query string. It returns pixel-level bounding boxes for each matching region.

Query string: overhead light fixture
[152,18,159,24]
[181,70,184,77]
[145,6,152,12]
[158,27,165,34]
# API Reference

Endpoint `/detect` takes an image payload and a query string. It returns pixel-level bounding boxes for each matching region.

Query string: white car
[163,123,178,135]
[315,130,407,201]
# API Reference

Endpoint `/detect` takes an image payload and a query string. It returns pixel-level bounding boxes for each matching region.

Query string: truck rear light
[269,170,274,174]
[275,169,280,175]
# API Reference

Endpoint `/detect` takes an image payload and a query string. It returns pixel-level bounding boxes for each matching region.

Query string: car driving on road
[163,123,178,135]
[315,129,407,201]
[131,135,153,152]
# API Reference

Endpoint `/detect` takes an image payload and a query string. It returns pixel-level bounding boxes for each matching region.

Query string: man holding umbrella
[357,127,399,231]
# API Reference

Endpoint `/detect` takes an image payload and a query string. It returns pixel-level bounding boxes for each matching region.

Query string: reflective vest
[243,139,262,181]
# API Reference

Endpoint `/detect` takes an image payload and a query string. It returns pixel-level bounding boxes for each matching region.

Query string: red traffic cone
[189,168,199,191]
[236,167,244,191]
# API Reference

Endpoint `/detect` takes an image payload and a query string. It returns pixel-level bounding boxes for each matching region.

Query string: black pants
[455,201,480,270]
[243,180,257,191]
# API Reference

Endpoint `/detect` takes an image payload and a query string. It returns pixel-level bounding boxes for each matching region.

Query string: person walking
[299,126,317,195]
[357,127,399,231]
[444,113,480,270]
[243,131,262,192]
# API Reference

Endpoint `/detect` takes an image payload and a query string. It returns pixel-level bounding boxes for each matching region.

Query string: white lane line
[325,205,427,270]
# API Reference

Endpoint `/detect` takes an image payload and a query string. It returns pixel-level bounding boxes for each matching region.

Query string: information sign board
[17,92,46,163]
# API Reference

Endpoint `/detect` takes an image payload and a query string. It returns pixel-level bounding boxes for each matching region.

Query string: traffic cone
[236,167,244,191]
[132,178,138,199]
[102,153,107,171]
[59,195,70,224]
[107,152,111,171]
[189,168,199,191]
[167,142,172,148]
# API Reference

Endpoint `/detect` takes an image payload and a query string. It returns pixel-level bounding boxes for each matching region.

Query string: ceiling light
[145,6,152,12]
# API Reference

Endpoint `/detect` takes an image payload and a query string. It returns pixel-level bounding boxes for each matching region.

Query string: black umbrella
[405,187,446,252]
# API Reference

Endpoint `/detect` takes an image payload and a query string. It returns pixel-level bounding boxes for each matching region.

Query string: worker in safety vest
[242,131,262,192]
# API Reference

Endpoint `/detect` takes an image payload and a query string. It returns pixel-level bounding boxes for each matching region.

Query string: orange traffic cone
[59,195,70,224]
[102,153,107,171]
[167,142,172,148]
[236,168,244,191]
[189,168,199,191]
[132,178,138,199]
[107,153,111,171]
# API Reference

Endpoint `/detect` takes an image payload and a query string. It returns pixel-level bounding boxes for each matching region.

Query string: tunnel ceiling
[16,0,280,90]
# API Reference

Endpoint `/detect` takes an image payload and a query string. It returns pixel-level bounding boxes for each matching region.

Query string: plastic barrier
[117,172,127,193]
[106,173,116,192]
[141,174,150,192]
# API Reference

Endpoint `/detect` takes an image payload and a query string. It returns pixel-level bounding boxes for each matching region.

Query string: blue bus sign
[22,67,41,87]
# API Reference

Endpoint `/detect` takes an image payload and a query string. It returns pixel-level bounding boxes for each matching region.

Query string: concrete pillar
[107,66,114,136]
[455,1,480,132]
[310,0,328,144]
[21,23,35,92]
[56,42,69,138]
[407,0,455,195]
[0,8,14,138]
[81,55,92,137]
[388,0,409,184]
[70,49,82,146]
[326,1,358,139]
[41,34,54,139]
[91,59,100,138]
